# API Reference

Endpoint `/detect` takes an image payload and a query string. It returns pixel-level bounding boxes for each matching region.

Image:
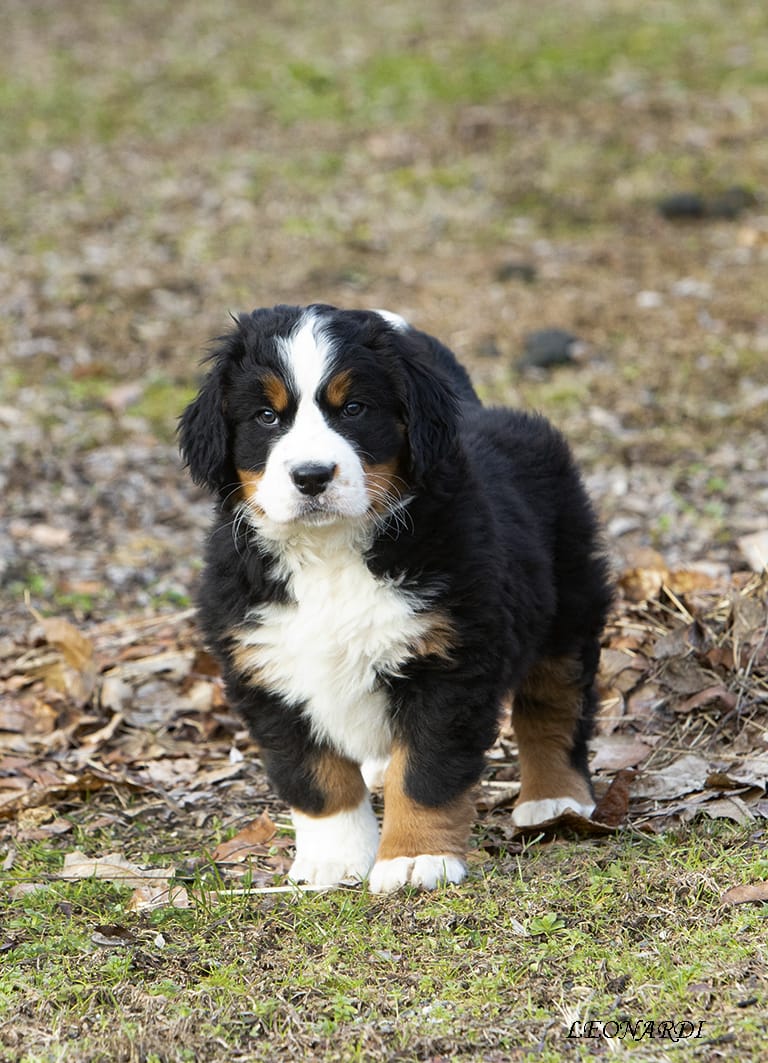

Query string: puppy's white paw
[512,796,595,827]
[289,853,371,887]
[289,802,379,886]
[368,854,467,894]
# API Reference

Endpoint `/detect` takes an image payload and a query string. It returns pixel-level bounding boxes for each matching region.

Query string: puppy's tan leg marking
[311,751,368,816]
[289,753,378,887]
[512,655,594,826]
[369,744,474,893]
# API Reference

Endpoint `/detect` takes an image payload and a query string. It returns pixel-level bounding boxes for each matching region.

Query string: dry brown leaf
[721,882,768,906]
[702,795,756,825]
[36,617,98,705]
[599,648,644,683]
[652,622,707,660]
[9,882,49,900]
[211,811,277,863]
[731,591,767,643]
[633,754,710,800]
[625,682,666,719]
[665,568,722,595]
[139,758,201,787]
[592,769,634,826]
[707,759,768,791]
[0,697,58,736]
[16,817,73,841]
[16,806,55,830]
[60,850,175,887]
[0,768,114,818]
[659,657,714,696]
[40,618,94,673]
[676,685,738,714]
[127,883,191,911]
[186,762,243,789]
[619,565,667,603]
[590,735,652,772]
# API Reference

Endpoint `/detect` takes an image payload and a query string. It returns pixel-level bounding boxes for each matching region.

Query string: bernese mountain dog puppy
[179,304,611,894]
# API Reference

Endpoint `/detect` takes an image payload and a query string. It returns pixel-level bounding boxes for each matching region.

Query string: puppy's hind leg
[511,653,597,827]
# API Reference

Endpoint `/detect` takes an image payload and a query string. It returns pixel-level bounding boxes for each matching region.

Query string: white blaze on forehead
[276,311,334,403]
[274,312,342,462]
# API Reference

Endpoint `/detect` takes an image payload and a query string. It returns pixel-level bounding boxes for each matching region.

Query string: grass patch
[4,0,768,151]
[4,820,766,1060]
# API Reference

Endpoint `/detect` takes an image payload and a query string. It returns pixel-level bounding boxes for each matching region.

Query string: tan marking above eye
[261,373,291,413]
[325,369,353,407]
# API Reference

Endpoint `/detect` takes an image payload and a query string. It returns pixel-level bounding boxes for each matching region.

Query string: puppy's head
[179,304,459,533]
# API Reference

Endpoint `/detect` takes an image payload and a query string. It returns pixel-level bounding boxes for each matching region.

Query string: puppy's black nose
[291,462,337,497]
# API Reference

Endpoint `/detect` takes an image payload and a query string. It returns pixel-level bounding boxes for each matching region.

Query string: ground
[1,1,768,1061]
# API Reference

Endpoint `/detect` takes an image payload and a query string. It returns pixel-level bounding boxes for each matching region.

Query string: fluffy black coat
[180,305,611,861]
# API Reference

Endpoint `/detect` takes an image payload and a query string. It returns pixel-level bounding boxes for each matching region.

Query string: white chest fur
[234,527,432,764]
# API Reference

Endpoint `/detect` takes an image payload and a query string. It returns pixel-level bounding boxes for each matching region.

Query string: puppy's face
[230,311,405,528]
[181,305,459,538]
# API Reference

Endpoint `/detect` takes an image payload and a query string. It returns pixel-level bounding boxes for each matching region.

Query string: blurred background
[2,0,767,635]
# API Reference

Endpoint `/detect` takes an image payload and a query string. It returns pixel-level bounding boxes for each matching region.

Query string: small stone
[494,260,537,283]
[520,328,579,369]
[657,193,707,220]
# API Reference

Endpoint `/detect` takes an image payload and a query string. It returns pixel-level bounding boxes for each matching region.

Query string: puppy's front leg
[287,751,379,887]
[369,744,475,894]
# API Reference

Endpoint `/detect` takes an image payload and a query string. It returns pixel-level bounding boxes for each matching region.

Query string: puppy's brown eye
[342,401,365,418]
[256,408,279,426]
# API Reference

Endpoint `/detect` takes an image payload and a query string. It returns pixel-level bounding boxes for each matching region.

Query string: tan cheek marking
[237,467,265,508]
[262,373,290,413]
[364,456,408,514]
[325,369,353,407]
[410,609,457,661]
[377,745,475,861]
[310,752,368,817]
[512,655,593,806]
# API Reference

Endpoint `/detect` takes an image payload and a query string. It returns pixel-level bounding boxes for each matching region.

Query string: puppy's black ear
[395,333,461,485]
[178,328,243,494]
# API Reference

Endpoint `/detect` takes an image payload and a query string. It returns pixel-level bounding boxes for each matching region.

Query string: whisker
[366,484,414,540]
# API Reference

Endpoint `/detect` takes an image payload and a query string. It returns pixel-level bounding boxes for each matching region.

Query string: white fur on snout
[252,313,369,526]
